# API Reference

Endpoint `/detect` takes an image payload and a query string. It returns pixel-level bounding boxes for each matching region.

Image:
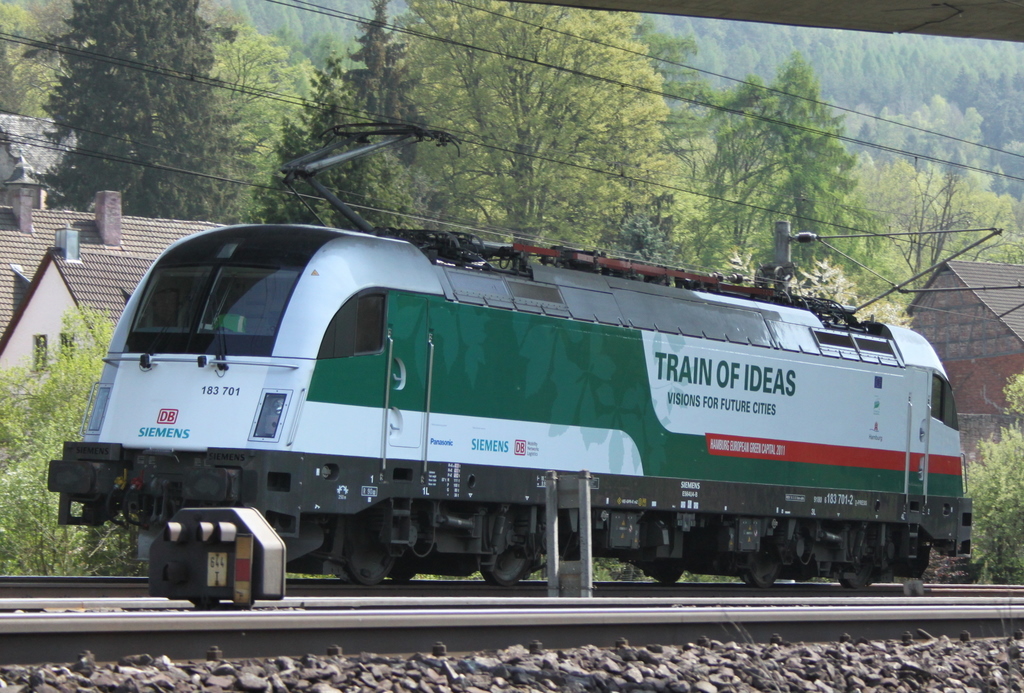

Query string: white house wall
[0,263,74,368]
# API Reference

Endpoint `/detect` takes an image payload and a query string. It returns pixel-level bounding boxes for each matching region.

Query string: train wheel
[481,549,533,586]
[343,523,395,585]
[838,561,873,589]
[741,550,780,589]
[639,561,685,585]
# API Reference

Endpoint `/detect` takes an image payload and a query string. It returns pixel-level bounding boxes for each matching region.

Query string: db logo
[157,409,179,424]
[514,439,526,456]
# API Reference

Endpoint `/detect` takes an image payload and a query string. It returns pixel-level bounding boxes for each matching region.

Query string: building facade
[909,260,1024,461]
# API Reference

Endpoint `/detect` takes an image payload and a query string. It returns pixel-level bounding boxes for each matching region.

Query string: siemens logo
[430,438,454,446]
[139,427,191,439]
[75,446,111,456]
[208,452,247,462]
[471,438,508,453]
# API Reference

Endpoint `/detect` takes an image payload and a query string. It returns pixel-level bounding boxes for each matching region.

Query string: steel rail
[2,593,1024,614]
[4,576,1024,599]
[3,603,1024,667]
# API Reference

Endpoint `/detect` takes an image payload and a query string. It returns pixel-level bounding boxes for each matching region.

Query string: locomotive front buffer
[148,507,286,607]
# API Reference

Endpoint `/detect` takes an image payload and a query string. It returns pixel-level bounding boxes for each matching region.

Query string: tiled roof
[915,260,1024,342]
[0,206,212,330]
[55,249,154,318]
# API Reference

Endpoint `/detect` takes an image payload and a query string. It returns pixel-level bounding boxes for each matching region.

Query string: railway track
[4,581,1024,614]
[3,601,1024,667]
[3,579,1024,666]
[4,576,1024,600]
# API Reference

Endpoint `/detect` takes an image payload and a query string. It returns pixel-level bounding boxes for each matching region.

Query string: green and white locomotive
[48,221,970,596]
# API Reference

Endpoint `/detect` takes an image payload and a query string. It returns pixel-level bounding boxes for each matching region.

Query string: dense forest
[228,0,1024,196]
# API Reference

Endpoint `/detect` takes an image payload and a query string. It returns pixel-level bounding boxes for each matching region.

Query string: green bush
[0,308,142,576]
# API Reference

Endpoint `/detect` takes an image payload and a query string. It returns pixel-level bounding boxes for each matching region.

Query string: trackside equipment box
[149,507,285,607]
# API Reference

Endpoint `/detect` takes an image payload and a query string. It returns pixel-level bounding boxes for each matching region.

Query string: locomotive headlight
[252,392,289,440]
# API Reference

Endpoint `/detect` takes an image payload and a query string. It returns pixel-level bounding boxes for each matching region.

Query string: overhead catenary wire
[442,0,1024,166]
[256,0,1024,260]
[1,109,646,256]
[7,110,991,306]
[0,95,891,244]
[0,7,1004,257]
[5,15,1014,214]
[259,0,1024,187]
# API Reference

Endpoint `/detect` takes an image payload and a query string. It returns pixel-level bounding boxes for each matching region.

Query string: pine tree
[253,55,417,229]
[698,53,869,268]
[43,0,239,220]
[346,0,417,128]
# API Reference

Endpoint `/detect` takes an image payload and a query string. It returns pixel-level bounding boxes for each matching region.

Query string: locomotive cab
[54,225,450,569]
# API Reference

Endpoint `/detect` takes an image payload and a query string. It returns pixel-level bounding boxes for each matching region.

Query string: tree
[42,0,240,221]
[0,308,138,576]
[694,53,869,270]
[856,158,1020,278]
[346,0,417,128]
[211,22,312,220]
[617,211,671,262]
[0,4,54,117]
[963,371,1024,583]
[404,0,671,246]
[972,432,1024,583]
[794,258,909,326]
[253,54,418,229]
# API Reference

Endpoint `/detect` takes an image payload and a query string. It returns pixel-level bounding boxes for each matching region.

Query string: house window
[60,332,75,354]
[32,334,47,371]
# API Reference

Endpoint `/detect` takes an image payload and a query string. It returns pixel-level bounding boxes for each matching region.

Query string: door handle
[392,357,407,390]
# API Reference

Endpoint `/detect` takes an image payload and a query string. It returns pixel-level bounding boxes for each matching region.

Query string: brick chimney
[4,154,44,235]
[95,190,121,247]
[11,187,34,235]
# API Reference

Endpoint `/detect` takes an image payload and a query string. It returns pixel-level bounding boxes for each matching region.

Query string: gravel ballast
[1,635,1020,693]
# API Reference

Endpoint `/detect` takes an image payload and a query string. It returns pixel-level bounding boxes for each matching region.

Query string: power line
[4,8,1006,249]
[11,11,1022,205]
[1,121,272,188]
[443,0,1024,167]
[0,30,312,113]
[0,108,612,252]
[260,0,1024,187]
[0,99,847,274]
[4,31,883,236]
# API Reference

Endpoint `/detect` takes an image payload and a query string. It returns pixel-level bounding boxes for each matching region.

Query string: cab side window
[318,292,386,358]
[931,374,959,430]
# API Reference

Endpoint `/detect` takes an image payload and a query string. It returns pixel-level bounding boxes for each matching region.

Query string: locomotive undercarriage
[623,514,934,589]
[290,500,544,586]
[49,443,971,591]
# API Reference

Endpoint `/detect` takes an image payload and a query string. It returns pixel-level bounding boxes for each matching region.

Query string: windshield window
[127,265,300,356]
[199,267,298,337]
[125,226,339,356]
[133,267,212,334]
